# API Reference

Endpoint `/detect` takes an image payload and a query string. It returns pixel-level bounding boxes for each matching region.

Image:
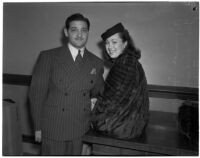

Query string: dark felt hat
[101,23,125,41]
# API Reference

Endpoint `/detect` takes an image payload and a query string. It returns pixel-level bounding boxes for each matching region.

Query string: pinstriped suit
[29,45,104,142]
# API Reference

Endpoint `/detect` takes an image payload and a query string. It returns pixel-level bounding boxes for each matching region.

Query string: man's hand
[35,130,42,143]
[91,98,97,110]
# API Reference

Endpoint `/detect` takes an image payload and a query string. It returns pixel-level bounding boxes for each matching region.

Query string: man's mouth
[76,38,83,41]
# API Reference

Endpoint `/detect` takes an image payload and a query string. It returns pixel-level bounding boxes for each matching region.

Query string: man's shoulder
[40,46,64,55]
[86,50,103,64]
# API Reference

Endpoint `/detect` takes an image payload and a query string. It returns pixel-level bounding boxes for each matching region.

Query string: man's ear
[64,28,68,37]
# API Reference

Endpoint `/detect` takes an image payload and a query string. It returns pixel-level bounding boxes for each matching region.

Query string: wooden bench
[82,111,198,156]
[82,85,198,156]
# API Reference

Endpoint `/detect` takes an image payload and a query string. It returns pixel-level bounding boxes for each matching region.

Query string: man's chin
[72,43,86,48]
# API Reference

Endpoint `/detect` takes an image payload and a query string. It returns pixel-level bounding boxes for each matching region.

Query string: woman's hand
[81,143,92,155]
[91,98,97,110]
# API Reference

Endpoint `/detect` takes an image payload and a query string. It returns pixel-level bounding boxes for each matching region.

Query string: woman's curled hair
[119,29,141,59]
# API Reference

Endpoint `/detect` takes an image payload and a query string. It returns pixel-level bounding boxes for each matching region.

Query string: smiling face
[64,20,89,49]
[105,33,127,59]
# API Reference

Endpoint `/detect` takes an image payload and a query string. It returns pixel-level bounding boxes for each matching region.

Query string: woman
[91,23,149,139]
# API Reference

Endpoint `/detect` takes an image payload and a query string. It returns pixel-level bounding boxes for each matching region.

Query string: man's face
[65,20,89,48]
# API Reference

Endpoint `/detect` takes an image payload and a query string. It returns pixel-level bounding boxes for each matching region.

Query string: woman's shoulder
[119,50,138,66]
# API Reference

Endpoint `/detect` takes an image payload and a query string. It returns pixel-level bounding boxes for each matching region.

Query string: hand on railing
[81,143,92,155]
[91,98,97,111]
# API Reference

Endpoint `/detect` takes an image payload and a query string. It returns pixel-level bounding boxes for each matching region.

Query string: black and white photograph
[2,1,199,156]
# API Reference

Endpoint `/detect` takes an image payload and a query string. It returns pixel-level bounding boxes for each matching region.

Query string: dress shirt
[68,43,85,61]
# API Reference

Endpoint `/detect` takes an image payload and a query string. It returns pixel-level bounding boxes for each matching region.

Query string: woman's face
[105,33,127,59]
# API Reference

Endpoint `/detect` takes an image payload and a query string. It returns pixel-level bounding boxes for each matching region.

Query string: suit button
[90,80,93,84]
[65,92,68,96]
[62,108,64,111]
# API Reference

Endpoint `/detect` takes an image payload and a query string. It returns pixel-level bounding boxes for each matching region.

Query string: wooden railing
[3,73,198,100]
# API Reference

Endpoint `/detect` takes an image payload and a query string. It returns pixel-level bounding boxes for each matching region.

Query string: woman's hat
[101,23,125,41]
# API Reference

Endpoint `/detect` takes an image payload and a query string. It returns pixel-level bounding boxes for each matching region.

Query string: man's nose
[77,31,82,38]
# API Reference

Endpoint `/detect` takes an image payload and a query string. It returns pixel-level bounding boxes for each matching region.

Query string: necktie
[75,49,83,67]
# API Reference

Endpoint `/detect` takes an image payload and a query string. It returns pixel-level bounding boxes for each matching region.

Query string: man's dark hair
[65,13,90,30]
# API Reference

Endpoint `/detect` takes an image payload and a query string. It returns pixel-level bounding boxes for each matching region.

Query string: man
[29,13,104,155]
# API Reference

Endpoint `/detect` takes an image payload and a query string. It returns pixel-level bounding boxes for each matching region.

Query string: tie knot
[77,49,82,59]
[78,49,81,55]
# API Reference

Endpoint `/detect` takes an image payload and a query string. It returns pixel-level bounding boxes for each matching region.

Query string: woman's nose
[108,43,113,49]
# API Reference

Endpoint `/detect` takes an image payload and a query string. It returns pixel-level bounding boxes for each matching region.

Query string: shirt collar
[68,43,85,61]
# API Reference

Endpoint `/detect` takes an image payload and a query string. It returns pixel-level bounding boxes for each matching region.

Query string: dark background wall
[3,2,199,154]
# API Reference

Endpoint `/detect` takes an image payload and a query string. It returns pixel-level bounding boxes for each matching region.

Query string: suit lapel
[81,49,93,75]
[54,45,77,75]
[54,46,94,84]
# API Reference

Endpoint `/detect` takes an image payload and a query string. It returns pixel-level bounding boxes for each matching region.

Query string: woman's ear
[124,41,128,49]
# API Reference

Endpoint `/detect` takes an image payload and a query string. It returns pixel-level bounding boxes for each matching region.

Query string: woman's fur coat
[92,50,149,139]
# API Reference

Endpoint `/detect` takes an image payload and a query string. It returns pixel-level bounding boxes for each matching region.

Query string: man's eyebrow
[70,26,77,29]
[70,26,87,29]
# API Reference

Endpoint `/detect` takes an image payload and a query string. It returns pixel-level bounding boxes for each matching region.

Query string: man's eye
[82,29,88,33]
[70,28,77,32]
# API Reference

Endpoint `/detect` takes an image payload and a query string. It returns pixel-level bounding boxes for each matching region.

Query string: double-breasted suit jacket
[29,45,104,141]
